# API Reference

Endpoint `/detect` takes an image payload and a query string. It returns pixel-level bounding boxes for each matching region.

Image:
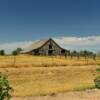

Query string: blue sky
[0,0,100,53]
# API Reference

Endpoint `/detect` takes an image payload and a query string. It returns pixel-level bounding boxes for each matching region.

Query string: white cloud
[0,35,99,54]
[0,41,33,54]
[53,36,100,45]
[53,36,100,52]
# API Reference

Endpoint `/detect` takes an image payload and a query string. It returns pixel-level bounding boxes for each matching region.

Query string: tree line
[0,48,97,60]
[68,50,96,60]
[0,48,23,56]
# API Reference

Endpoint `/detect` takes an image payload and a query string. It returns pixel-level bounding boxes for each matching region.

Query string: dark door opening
[34,49,39,55]
[49,44,52,49]
[48,50,53,55]
[61,50,65,55]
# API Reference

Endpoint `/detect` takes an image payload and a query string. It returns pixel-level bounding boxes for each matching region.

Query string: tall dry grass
[0,55,99,68]
[0,55,99,96]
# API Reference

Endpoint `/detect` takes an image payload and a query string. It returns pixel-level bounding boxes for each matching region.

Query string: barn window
[49,44,52,49]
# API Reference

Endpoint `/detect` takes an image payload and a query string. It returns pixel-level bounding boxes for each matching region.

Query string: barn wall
[38,39,62,55]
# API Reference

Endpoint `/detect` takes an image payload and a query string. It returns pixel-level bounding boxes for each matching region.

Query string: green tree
[70,51,79,59]
[83,50,88,59]
[12,50,18,56]
[12,48,23,66]
[16,48,23,54]
[12,50,18,66]
[12,48,22,56]
[80,50,89,59]
[0,50,5,56]
[0,73,13,100]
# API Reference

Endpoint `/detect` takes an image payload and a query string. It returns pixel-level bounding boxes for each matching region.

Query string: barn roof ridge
[21,38,53,53]
[21,38,69,53]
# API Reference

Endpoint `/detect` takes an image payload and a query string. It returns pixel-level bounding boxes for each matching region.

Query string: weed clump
[94,67,100,89]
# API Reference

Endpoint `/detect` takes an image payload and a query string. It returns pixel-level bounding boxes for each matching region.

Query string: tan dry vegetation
[0,55,100,97]
[0,55,99,67]
[0,65,99,96]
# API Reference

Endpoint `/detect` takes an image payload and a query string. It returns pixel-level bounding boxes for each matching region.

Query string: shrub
[96,68,100,72]
[0,73,13,100]
[94,67,100,89]
[94,76,100,89]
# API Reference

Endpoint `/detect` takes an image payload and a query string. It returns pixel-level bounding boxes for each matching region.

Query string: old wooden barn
[21,38,70,56]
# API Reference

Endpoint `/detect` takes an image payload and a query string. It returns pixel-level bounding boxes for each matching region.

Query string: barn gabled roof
[21,38,69,53]
[21,39,49,53]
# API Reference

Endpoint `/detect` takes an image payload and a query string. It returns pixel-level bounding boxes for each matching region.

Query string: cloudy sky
[0,36,99,53]
[0,0,100,53]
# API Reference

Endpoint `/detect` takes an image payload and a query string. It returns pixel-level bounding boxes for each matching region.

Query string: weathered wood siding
[39,39,62,55]
[31,39,63,55]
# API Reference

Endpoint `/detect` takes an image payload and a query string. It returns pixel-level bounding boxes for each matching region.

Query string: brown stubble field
[0,55,100,97]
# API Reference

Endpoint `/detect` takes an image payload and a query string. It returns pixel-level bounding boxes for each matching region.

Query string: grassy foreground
[0,55,100,96]
[1,66,98,96]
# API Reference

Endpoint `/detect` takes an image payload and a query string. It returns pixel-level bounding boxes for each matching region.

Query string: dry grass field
[0,55,99,67]
[0,55,100,97]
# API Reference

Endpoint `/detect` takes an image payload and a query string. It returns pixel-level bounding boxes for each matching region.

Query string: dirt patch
[11,89,100,100]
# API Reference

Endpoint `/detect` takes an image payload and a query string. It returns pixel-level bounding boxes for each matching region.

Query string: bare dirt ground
[11,89,100,100]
